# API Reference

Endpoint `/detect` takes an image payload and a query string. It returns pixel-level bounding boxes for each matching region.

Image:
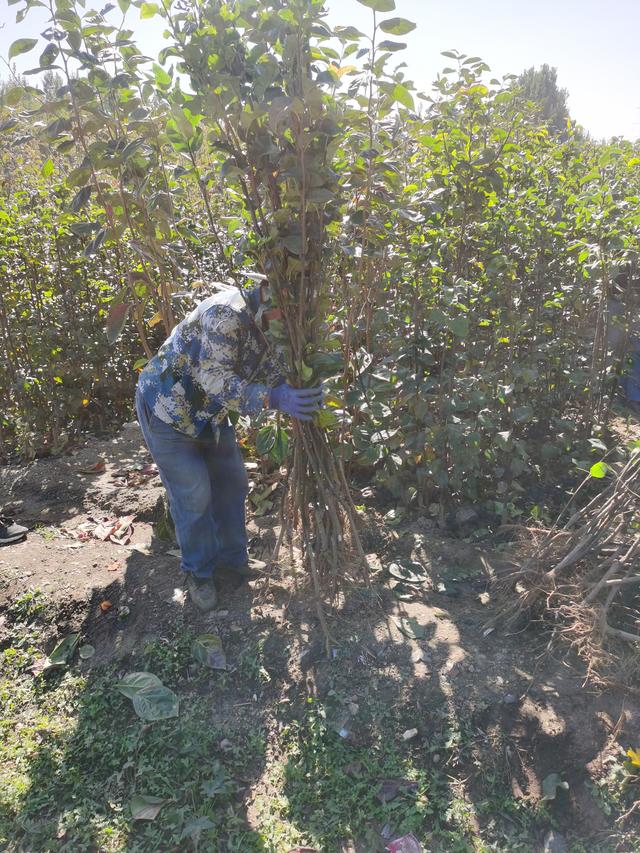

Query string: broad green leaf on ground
[116,672,179,721]
[133,685,179,721]
[192,634,227,670]
[130,794,169,821]
[47,633,79,668]
[116,671,162,699]
[393,617,426,640]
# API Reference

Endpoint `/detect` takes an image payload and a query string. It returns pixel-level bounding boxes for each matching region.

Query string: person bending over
[135,283,322,610]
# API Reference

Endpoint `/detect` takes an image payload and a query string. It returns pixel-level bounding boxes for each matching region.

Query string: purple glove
[269,383,323,421]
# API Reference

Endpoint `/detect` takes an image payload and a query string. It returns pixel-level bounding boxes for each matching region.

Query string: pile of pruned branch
[504,452,640,649]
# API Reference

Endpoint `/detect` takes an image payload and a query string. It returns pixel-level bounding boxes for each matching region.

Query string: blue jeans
[135,390,248,578]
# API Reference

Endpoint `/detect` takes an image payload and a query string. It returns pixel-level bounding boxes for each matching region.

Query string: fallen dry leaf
[100,600,113,612]
[80,460,106,474]
[106,561,121,572]
[102,514,136,545]
[93,519,117,541]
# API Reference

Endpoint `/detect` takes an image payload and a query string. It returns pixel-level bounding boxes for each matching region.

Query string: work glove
[269,383,323,422]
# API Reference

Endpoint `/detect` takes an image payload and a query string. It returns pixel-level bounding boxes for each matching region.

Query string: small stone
[219,739,233,752]
[402,728,418,741]
[479,592,490,605]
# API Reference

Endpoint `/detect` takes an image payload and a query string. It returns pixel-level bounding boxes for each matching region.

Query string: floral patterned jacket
[137,287,282,436]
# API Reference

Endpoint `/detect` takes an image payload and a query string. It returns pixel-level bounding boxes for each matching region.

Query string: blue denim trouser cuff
[135,390,248,577]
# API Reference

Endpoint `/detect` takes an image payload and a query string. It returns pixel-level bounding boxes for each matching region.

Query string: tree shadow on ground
[1,520,293,852]
[271,577,637,852]
[2,499,638,852]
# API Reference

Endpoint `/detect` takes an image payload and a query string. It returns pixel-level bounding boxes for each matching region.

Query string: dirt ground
[1,424,639,852]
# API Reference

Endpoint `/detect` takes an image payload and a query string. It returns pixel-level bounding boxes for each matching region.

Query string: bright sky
[2,0,639,141]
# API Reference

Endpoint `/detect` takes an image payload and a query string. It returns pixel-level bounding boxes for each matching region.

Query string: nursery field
[1,0,640,850]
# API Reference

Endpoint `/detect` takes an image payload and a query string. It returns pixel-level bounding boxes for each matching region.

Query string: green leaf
[379,17,416,35]
[589,461,608,479]
[39,43,59,68]
[192,634,227,670]
[131,682,178,721]
[314,408,338,429]
[448,315,469,339]
[391,83,414,110]
[270,427,289,465]
[116,671,162,699]
[106,302,132,345]
[47,633,79,668]
[130,794,168,821]
[41,158,54,178]
[378,40,407,52]
[153,62,172,88]
[393,616,426,639]
[282,234,303,254]
[140,2,159,18]
[356,0,395,10]
[256,425,277,457]
[9,38,38,61]
[70,185,92,213]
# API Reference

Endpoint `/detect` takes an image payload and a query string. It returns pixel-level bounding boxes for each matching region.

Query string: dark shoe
[186,574,218,611]
[0,517,28,546]
[216,558,267,580]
